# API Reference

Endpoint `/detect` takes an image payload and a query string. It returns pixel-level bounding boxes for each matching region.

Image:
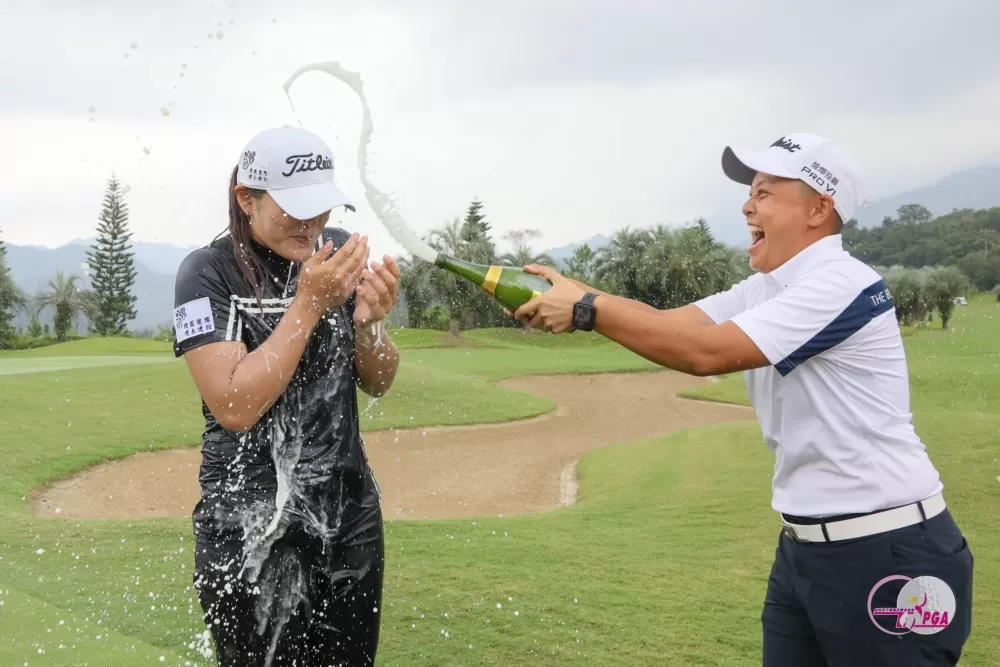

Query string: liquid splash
[197,299,377,664]
[282,62,440,264]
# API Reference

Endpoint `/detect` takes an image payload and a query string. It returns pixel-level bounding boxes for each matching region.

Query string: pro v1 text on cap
[721,132,868,224]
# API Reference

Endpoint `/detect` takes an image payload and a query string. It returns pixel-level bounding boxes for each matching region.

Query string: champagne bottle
[434,254,553,311]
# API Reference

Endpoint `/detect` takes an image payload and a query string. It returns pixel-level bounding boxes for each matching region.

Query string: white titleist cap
[721,132,868,224]
[236,126,352,220]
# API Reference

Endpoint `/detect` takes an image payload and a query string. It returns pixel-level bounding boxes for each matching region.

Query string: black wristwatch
[572,293,599,332]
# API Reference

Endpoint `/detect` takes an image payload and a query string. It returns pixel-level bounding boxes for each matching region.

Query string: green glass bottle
[434,254,553,311]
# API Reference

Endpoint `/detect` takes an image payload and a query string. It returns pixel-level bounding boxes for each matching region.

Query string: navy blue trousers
[762,509,973,666]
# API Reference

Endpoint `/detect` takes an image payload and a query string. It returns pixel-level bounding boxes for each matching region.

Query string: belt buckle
[782,524,810,543]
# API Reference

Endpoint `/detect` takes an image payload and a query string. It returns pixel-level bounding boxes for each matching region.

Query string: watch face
[573,304,594,330]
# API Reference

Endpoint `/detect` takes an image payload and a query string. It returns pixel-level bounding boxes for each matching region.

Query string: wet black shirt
[173,228,376,543]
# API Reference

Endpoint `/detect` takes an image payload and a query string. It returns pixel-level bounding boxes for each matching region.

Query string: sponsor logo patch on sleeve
[174,297,215,343]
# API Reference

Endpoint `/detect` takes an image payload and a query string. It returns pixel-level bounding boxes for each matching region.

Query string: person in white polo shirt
[511,132,974,666]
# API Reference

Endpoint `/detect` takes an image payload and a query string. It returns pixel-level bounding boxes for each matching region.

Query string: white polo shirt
[694,234,943,518]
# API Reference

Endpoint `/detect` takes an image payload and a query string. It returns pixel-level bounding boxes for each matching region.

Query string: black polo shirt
[173,228,374,543]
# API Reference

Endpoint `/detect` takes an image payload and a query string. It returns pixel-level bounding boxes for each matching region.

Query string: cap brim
[721,146,798,185]
[269,182,352,220]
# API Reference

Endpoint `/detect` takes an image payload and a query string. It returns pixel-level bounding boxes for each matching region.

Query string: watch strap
[574,292,599,331]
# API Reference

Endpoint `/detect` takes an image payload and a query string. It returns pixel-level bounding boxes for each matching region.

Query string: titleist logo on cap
[282,153,333,177]
[770,137,802,152]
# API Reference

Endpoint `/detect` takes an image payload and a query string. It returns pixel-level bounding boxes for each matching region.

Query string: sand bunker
[31,371,755,522]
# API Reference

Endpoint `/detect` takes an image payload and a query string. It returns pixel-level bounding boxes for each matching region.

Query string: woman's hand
[295,234,370,316]
[354,255,401,326]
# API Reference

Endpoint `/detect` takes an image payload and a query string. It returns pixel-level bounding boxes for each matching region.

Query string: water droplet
[88,105,96,113]
[215,29,224,39]
[130,41,138,49]
[160,108,170,117]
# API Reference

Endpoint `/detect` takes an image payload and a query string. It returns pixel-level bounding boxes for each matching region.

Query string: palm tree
[396,255,437,329]
[563,244,598,286]
[499,229,554,268]
[637,225,739,309]
[427,218,472,336]
[429,217,466,258]
[426,217,509,335]
[884,266,924,327]
[927,266,970,330]
[594,227,651,300]
[34,272,89,341]
[79,288,101,332]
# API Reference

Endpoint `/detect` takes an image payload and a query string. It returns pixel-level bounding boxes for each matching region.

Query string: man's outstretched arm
[591,296,769,376]
[514,265,769,377]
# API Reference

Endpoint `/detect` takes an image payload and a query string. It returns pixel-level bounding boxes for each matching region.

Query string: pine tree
[0,230,26,348]
[458,199,504,328]
[694,217,714,243]
[460,199,493,251]
[86,176,138,335]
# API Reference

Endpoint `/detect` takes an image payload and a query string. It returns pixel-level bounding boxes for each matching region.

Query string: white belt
[781,492,946,543]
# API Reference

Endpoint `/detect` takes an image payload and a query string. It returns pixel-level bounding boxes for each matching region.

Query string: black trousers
[193,502,385,667]
[762,508,974,666]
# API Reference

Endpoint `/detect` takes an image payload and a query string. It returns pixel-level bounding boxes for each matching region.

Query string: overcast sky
[3,0,1000,260]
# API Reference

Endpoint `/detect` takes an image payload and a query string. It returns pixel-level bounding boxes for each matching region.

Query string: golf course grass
[0,297,997,666]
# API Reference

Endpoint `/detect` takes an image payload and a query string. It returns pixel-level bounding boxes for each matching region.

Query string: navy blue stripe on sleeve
[774,279,894,376]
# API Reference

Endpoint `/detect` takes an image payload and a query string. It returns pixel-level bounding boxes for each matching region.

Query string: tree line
[397,200,553,335]
[842,203,1000,330]
[2,188,995,349]
[0,176,138,349]
[843,203,1000,291]
[398,200,753,334]
[876,265,969,330]
[399,200,997,335]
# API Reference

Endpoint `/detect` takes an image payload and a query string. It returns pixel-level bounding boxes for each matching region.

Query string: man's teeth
[747,224,762,234]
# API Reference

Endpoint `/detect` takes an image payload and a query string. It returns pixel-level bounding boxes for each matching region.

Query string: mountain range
[707,163,1000,248]
[5,163,1000,332]
[4,239,200,334]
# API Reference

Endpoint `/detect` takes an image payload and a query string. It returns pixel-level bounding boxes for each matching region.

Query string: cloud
[3,0,1000,257]
[377,0,1000,112]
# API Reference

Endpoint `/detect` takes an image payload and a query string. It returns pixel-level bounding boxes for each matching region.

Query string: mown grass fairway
[0,299,997,666]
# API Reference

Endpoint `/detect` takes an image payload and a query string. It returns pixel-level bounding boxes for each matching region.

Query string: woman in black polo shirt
[173,126,400,667]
